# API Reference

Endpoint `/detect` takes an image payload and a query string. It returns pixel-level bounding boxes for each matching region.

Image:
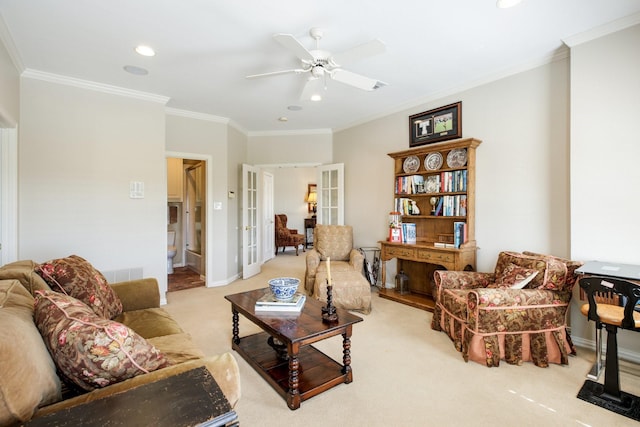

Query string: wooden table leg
[342,326,353,383]
[231,308,240,345]
[287,343,301,410]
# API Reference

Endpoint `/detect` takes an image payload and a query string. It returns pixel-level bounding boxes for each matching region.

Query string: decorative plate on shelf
[425,152,443,170]
[403,155,420,173]
[446,148,467,168]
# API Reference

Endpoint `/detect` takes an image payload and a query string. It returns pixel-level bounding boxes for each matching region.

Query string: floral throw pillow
[35,255,123,319]
[493,263,539,289]
[34,291,170,391]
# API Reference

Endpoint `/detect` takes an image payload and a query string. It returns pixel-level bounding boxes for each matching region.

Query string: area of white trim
[0,14,24,72]
[571,336,640,365]
[21,69,170,104]
[255,162,321,169]
[248,128,332,137]
[562,12,640,47]
[0,127,18,265]
[166,107,230,124]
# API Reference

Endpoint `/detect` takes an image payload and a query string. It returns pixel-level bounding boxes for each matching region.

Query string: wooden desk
[225,288,362,410]
[26,367,237,427]
[378,241,476,311]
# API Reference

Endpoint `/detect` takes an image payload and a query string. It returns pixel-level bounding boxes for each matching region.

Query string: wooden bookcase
[379,137,482,311]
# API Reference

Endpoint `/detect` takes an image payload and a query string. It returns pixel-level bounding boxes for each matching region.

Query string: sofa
[431,251,582,368]
[0,257,240,426]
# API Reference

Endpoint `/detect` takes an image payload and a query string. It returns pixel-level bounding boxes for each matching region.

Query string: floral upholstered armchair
[431,251,582,368]
[274,214,305,256]
[304,224,364,294]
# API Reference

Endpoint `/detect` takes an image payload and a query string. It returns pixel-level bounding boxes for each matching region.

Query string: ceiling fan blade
[246,68,307,79]
[273,33,315,62]
[332,39,386,66]
[330,69,387,91]
[299,77,324,101]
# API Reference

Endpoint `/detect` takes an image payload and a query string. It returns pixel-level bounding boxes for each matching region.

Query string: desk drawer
[386,246,416,258]
[417,249,454,264]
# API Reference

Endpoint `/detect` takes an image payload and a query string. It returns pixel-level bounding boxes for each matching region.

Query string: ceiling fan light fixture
[134,45,156,57]
[310,94,322,102]
[496,0,522,8]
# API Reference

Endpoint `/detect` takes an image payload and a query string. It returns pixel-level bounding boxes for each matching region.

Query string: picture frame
[409,102,462,147]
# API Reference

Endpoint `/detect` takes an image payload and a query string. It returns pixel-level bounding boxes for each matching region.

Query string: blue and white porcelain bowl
[268,277,300,302]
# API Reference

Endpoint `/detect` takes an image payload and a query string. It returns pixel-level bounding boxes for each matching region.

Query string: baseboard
[207,273,240,287]
[572,336,640,365]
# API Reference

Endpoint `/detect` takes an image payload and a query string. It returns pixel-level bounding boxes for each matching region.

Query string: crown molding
[562,12,640,47]
[21,69,170,104]
[0,13,24,72]
[248,128,332,137]
[165,107,229,123]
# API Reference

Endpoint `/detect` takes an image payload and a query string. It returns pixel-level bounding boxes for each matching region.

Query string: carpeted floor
[163,254,640,426]
[167,266,205,292]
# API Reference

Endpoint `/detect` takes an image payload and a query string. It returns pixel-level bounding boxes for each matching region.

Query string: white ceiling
[1,0,639,133]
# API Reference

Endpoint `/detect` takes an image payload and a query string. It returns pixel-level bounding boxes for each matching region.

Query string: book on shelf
[402,223,417,244]
[434,242,456,248]
[453,221,467,248]
[255,293,306,312]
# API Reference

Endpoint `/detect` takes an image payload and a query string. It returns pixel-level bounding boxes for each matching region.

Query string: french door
[242,164,261,278]
[317,163,344,225]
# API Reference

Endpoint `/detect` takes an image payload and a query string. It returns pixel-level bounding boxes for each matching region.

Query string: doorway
[167,154,209,290]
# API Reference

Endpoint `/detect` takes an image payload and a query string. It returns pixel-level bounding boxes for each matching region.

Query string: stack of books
[254,291,306,313]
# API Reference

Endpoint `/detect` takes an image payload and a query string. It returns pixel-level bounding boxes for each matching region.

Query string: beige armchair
[304,225,370,313]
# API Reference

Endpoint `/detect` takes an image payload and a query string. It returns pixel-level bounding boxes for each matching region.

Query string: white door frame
[166,151,214,286]
[0,127,18,265]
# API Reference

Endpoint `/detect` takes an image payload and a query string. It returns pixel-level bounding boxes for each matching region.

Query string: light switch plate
[213,201,222,210]
[130,181,144,199]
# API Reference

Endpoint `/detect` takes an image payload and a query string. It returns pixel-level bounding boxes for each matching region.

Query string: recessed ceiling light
[135,45,155,57]
[123,65,149,75]
[310,94,322,102]
[496,0,522,8]
[287,105,303,111]
[278,116,288,122]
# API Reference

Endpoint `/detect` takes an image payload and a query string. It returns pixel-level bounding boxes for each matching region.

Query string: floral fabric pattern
[35,255,123,319]
[431,251,582,368]
[34,291,170,391]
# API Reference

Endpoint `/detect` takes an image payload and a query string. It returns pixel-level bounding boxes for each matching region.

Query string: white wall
[263,167,316,235]
[19,77,168,296]
[248,131,332,248]
[247,131,332,165]
[568,23,640,358]
[335,56,571,278]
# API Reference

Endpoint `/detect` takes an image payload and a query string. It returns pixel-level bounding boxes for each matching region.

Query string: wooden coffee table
[224,288,363,410]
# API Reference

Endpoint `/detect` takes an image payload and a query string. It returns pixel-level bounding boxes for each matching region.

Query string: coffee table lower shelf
[233,332,348,409]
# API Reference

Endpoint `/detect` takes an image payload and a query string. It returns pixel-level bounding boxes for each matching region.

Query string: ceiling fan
[246,28,387,101]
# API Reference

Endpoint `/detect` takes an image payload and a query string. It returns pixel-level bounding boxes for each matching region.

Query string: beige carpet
[164,252,640,426]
